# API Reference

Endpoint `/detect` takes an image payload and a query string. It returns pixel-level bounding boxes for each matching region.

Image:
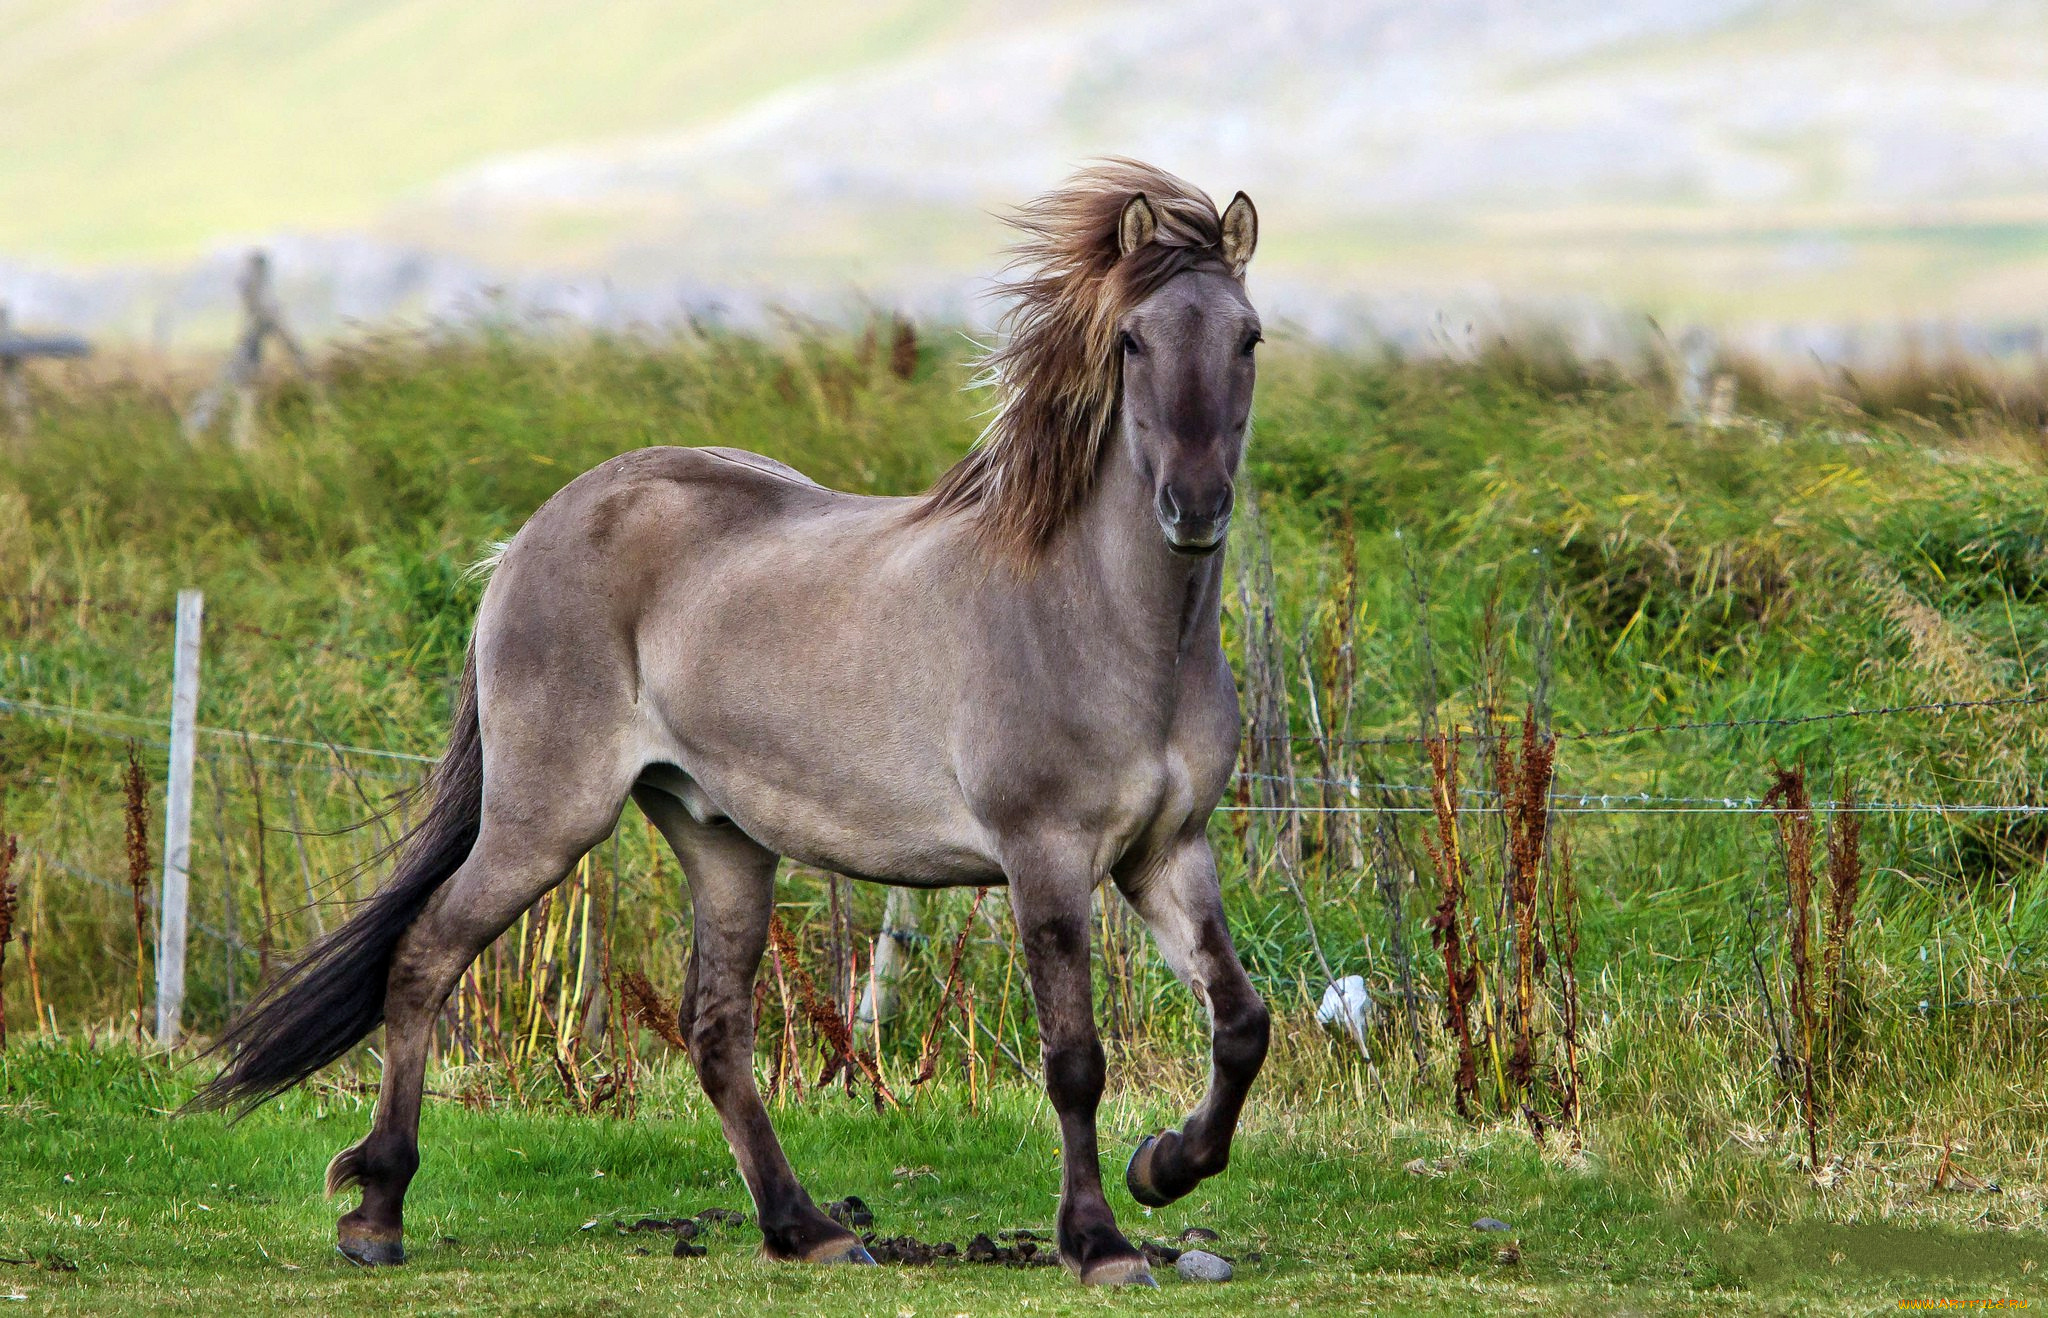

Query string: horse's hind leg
[637,789,873,1266]
[1114,834,1270,1209]
[332,797,619,1264]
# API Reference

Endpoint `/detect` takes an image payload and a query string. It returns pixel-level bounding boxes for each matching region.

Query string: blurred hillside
[5,0,2048,351]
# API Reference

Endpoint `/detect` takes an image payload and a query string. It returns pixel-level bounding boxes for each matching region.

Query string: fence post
[0,304,25,436]
[857,887,922,1026]
[1674,326,1715,425]
[182,251,311,448]
[156,589,203,1046]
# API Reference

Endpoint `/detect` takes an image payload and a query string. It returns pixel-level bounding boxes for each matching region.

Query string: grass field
[3,1042,2043,1315]
[2,328,2047,1312]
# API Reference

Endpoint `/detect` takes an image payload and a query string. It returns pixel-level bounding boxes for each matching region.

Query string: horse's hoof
[1126,1133,1181,1209]
[800,1238,877,1266]
[336,1231,404,1267]
[1076,1253,1157,1287]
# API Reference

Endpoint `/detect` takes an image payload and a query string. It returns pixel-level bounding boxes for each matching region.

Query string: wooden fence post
[183,251,311,448]
[156,589,203,1046]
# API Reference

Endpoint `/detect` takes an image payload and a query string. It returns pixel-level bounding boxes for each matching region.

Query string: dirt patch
[613,1208,750,1259]
[865,1236,959,1265]
[626,1204,1238,1272]
[961,1231,1057,1267]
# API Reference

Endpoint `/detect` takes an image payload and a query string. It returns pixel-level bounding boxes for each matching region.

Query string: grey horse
[198,159,1270,1289]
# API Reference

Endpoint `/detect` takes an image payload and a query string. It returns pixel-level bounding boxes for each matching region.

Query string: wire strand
[1286,691,2048,747]
[0,694,435,764]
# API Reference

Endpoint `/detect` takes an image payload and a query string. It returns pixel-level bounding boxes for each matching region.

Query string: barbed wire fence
[3,586,2045,1059]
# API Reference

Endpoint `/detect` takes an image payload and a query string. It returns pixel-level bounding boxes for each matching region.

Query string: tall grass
[1,324,2045,1223]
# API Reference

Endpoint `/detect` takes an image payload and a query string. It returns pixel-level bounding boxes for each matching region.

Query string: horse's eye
[1120,331,1142,357]
[1241,332,1262,358]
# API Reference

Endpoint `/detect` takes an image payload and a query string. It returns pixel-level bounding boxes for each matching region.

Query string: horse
[196,159,1270,1289]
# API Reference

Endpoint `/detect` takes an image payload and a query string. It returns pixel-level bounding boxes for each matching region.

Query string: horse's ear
[1119,193,1157,256]
[1220,191,1258,275]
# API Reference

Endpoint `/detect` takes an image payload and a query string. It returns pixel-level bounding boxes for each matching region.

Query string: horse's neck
[1064,444,1226,665]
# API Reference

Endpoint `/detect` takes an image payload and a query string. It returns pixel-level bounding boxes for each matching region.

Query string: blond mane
[916,160,1234,561]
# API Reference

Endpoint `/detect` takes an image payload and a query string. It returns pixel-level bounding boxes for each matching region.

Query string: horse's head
[1114,190,1259,556]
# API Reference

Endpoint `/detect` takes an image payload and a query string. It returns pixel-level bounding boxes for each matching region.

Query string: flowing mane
[916,160,1233,561]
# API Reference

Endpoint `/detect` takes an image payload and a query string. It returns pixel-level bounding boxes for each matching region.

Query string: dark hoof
[1126,1133,1188,1209]
[1075,1254,1157,1287]
[336,1232,404,1267]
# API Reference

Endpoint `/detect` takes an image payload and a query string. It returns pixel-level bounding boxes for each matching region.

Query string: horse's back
[693,446,826,489]
[516,445,905,565]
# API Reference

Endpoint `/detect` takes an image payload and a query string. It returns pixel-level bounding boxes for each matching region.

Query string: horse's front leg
[1007,846,1155,1287]
[1115,832,1270,1208]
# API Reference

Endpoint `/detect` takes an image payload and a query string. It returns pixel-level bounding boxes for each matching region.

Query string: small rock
[1179,1226,1221,1244]
[1316,975,1379,1044]
[1176,1249,1233,1283]
[1473,1218,1512,1232]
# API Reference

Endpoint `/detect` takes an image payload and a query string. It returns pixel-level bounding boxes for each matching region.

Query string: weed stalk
[1423,731,1480,1116]
[122,744,151,1047]
[0,830,17,1048]
[1765,764,1822,1171]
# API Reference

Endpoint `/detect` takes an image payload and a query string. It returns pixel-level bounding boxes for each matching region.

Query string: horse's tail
[189,646,484,1116]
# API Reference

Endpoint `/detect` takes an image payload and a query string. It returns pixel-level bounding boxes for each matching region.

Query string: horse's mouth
[1164,526,1229,556]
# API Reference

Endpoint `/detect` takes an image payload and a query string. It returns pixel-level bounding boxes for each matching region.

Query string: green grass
[3,330,2048,1312]
[3,1041,2042,1315]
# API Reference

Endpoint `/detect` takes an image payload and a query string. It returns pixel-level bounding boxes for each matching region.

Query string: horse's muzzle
[1158,485,1232,555]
